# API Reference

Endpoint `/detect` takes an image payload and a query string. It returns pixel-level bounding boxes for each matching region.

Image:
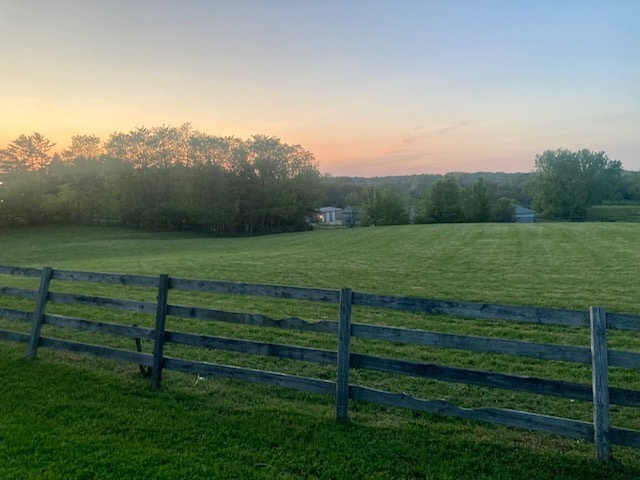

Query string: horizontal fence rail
[1,265,640,461]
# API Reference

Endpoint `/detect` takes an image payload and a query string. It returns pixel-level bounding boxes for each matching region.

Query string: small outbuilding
[515,205,536,223]
[317,206,343,224]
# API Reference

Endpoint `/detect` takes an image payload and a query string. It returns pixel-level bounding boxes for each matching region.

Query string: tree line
[322,149,637,225]
[326,175,521,226]
[1,126,636,233]
[0,125,322,234]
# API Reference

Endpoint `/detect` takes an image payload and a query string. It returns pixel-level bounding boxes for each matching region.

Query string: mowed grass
[2,222,640,311]
[2,223,640,479]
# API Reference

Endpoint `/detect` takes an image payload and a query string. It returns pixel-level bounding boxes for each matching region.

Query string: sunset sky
[1,1,638,176]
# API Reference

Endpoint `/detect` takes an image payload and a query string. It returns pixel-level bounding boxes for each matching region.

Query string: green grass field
[3,222,640,311]
[2,223,640,479]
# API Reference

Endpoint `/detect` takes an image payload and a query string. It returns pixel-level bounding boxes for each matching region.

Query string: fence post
[336,287,352,422]
[590,306,611,461]
[27,267,53,360]
[152,274,170,390]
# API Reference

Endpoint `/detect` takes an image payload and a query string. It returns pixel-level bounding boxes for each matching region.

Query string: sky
[1,0,638,177]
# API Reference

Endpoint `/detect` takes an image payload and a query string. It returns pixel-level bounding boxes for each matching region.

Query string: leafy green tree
[235,135,321,234]
[62,135,104,162]
[494,197,516,222]
[360,187,409,226]
[0,172,51,226]
[417,176,463,223]
[176,164,232,232]
[104,123,194,169]
[0,149,21,175]
[344,190,365,208]
[320,176,365,208]
[1,126,322,235]
[1,133,56,172]
[361,186,383,226]
[105,127,154,169]
[188,132,238,168]
[378,189,409,225]
[148,124,191,168]
[528,149,622,220]
[464,178,493,222]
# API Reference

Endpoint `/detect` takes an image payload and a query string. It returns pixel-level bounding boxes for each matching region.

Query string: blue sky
[1,0,638,176]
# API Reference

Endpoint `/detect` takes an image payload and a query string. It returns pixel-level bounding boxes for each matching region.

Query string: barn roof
[515,205,536,215]
[318,206,342,213]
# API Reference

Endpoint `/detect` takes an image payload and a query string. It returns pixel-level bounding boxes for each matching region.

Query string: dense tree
[188,132,239,168]
[380,189,410,225]
[319,172,535,217]
[620,171,640,202]
[62,135,104,162]
[417,176,463,223]
[149,124,190,168]
[3,129,635,231]
[344,190,365,208]
[0,149,19,174]
[0,126,322,235]
[494,197,516,222]
[360,187,409,226]
[361,186,383,226]
[105,123,233,170]
[463,178,493,222]
[528,149,622,220]
[177,164,232,232]
[0,172,51,226]
[0,133,56,172]
[320,175,365,208]
[242,135,322,233]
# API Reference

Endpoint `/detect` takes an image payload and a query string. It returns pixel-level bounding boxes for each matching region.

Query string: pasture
[2,223,640,479]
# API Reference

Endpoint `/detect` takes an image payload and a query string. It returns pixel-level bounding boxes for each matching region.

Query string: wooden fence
[1,265,640,461]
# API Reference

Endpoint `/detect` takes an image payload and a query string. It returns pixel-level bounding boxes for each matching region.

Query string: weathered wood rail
[1,265,640,461]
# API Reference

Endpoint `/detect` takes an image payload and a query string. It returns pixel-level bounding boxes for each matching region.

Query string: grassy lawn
[3,222,640,311]
[2,223,640,479]
[3,343,637,480]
